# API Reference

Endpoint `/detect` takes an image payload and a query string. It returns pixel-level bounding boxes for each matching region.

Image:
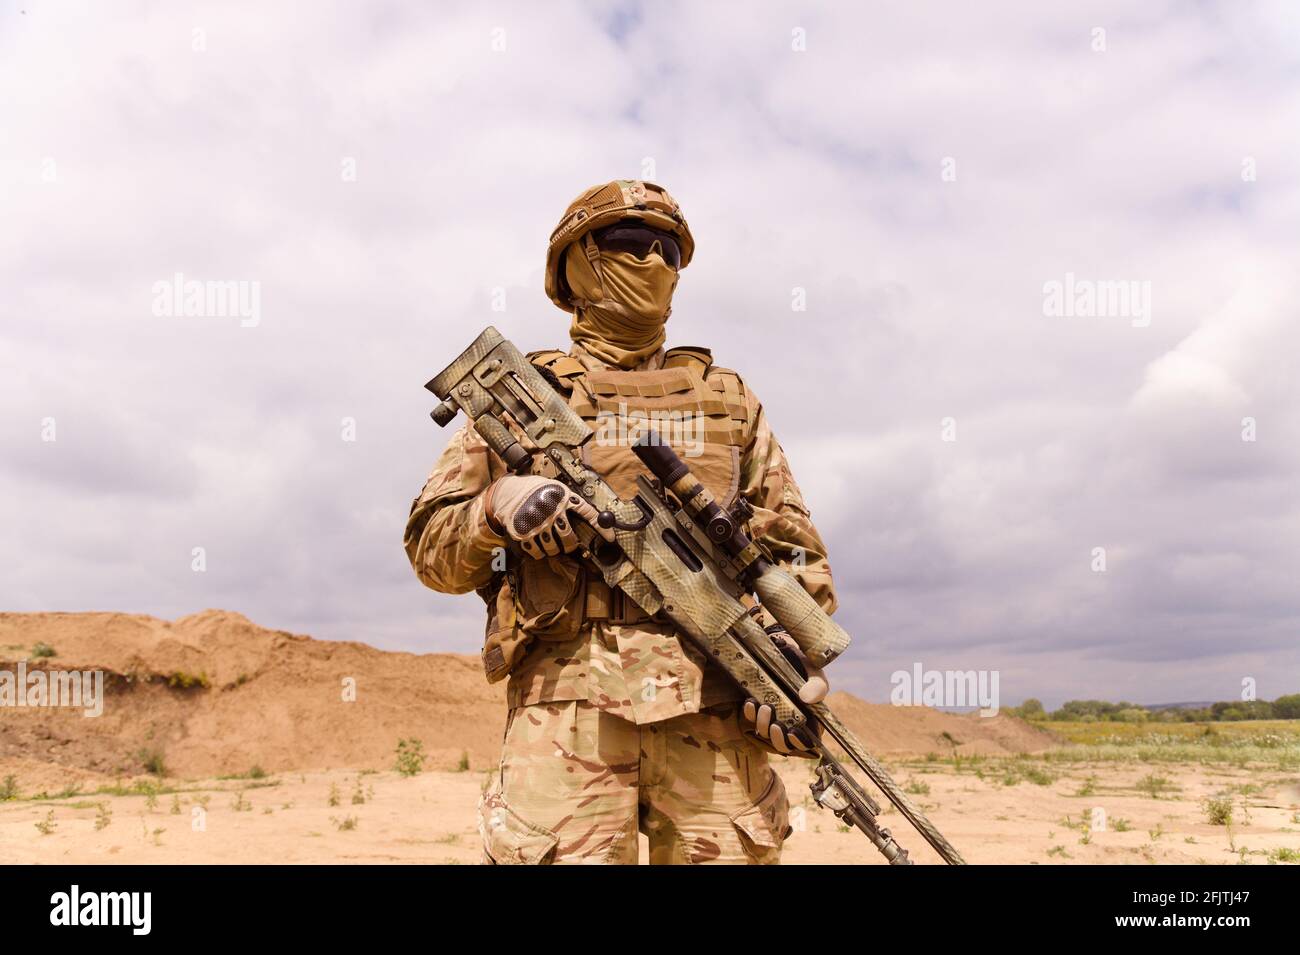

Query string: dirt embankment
[0,610,1055,786]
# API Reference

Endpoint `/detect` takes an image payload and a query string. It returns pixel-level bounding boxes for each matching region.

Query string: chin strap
[581,233,605,293]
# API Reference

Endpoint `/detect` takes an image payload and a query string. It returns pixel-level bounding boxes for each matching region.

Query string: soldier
[404,180,839,865]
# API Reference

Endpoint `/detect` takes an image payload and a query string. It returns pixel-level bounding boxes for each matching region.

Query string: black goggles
[590,224,682,269]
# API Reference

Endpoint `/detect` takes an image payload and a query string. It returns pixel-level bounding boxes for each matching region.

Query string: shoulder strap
[662,345,713,377]
[527,349,587,393]
[702,364,753,437]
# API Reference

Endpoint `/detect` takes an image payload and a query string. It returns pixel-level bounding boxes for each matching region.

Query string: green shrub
[167,671,210,689]
[395,738,426,777]
[1204,796,1233,826]
[1135,774,1178,798]
[137,749,167,777]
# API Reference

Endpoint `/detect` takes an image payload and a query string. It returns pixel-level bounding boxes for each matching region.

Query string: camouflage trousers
[478,700,791,865]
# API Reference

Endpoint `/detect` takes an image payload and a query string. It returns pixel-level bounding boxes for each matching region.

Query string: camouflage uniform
[405,341,837,864]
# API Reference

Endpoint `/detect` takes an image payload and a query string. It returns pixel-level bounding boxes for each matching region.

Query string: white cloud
[2,0,1297,706]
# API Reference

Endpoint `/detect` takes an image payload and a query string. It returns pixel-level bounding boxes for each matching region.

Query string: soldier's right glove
[741,629,828,758]
[483,475,612,559]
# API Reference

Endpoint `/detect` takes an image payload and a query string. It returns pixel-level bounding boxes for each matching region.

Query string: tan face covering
[565,243,678,369]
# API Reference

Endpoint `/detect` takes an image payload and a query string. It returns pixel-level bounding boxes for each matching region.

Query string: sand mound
[0,611,505,781]
[0,611,1054,784]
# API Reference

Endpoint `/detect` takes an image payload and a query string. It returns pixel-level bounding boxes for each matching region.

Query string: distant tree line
[1008,695,1300,723]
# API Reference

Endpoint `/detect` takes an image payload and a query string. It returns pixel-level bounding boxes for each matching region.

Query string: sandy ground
[4,758,1296,865]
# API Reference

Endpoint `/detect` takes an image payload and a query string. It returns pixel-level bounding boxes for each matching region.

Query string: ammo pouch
[479,556,587,682]
[479,570,526,683]
[515,557,588,640]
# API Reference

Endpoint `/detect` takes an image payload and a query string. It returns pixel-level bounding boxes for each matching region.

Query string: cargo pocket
[730,771,791,865]
[478,785,559,865]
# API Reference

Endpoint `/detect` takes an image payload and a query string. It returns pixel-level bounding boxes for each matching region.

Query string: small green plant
[231,790,251,812]
[169,795,182,815]
[31,642,56,658]
[457,750,471,773]
[248,765,266,780]
[1205,796,1234,826]
[351,779,366,805]
[137,749,167,777]
[0,775,19,801]
[1148,823,1165,841]
[328,783,341,807]
[1135,774,1178,799]
[904,779,930,796]
[35,810,57,835]
[166,671,210,689]
[396,738,426,777]
[94,803,112,831]
[1113,817,1131,832]
[1269,847,1299,863]
[1023,766,1055,786]
[1076,776,1097,797]
[134,779,159,808]
[1046,845,1070,858]
[330,814,358,831]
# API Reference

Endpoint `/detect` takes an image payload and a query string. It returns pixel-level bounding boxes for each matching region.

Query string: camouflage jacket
[404,342,838,724]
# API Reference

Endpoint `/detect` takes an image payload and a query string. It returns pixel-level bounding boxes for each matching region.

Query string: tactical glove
[484,475,612,559]
[741,629,829,757]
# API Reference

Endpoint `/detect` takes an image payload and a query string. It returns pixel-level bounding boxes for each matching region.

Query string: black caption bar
[9,864,1286,941]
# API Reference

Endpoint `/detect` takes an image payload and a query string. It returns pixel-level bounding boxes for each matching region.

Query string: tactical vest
[538,345,752,506]
[479,346,755,682]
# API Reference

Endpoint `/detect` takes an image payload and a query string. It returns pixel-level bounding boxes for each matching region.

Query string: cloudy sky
[2,1,1297,708]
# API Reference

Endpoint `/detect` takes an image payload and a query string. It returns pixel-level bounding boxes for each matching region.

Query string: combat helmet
[544,179,694,311]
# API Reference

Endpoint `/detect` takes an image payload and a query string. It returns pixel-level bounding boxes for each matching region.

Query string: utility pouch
[480,571,529,683]
[514,556,588,642]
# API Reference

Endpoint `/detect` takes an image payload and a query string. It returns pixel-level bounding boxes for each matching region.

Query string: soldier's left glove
[741,629,829,758]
